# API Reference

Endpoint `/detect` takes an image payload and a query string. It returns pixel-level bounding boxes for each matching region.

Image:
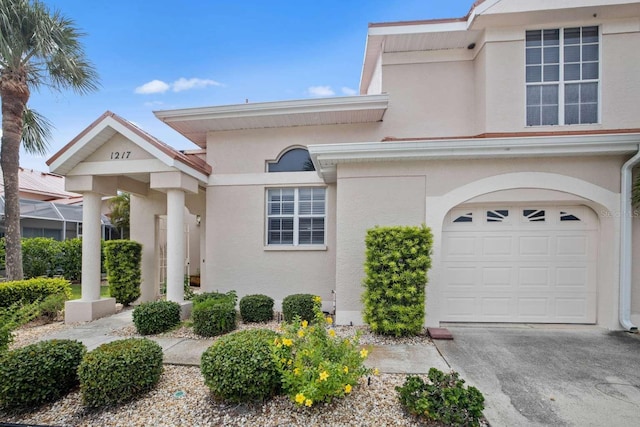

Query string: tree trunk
[0,72,29,281]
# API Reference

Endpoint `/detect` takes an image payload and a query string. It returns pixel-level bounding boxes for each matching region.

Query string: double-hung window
[526,26,599,126]
[267,187,325,246]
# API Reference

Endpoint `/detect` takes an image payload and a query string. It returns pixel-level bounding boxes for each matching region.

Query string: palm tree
[0,0,98,280]
[109,192,130,239]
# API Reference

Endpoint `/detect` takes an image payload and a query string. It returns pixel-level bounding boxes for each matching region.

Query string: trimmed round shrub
[192,290,236,306]
[282,293,316,323]
[133,300,181,335]
[193,298,237,337]
[0,339,86,410]
[78,338,163,408]
[201,329,280,402]
[240,294,274,323]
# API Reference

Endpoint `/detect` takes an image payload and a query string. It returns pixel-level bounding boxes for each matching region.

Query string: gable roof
[47,111,211,182]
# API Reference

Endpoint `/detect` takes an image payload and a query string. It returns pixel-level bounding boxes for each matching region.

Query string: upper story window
[526,26,599,126]
[267,148,315,172]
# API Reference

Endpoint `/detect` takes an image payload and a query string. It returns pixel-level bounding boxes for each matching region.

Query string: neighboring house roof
[47,111,212,179]
[0,167,80,201]
[154,94,389,147]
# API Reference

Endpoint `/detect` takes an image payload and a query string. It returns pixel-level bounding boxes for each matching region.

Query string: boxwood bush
[362,225,433,336]
[201,329,280,402]
[103,240,142,305]
[0,339,86,410]
[193,298,237,337]
[239,294,274,323]
[133,300,181,335]
[396,368,485,427]
[282,293,316,323]
[78,338,163,408]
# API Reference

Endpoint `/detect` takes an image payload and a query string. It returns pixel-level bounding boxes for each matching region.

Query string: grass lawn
[70,284,111,300]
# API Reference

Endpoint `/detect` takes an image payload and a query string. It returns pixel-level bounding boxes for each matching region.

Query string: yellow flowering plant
[273,297,373,407]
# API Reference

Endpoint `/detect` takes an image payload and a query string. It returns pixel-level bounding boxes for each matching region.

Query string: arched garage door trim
[424,172,620,328]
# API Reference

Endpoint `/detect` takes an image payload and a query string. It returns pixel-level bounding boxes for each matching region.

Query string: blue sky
[23,0,474,171]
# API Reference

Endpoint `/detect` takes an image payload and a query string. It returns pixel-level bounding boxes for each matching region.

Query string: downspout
[619,145,640,332]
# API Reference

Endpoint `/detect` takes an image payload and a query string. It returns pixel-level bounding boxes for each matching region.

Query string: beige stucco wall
[206,179,337,312]
[332,156,625,328]
[372,20,640,137]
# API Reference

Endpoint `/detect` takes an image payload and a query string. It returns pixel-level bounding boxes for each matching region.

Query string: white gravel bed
[8,319,72,350]
[0,366,443,426]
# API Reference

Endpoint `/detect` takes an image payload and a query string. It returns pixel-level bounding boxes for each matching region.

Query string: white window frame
[525,26,600,126]
[265,187,326,248]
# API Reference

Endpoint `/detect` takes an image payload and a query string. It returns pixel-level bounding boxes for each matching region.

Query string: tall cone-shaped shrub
[103,240,141,305]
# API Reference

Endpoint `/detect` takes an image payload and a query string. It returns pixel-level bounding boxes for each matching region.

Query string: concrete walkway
[43,309,450,373]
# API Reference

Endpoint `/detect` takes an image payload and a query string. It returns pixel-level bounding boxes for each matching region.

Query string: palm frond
[21,107,52,155]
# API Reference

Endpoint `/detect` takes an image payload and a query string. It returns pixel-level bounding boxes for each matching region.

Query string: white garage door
[442,205,597,323]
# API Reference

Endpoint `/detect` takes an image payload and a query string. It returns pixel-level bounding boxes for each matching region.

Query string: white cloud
[134,79,170,94]
[307,85,335,97]
[172,77,222,92]
[135,77,223,95]
[341,86,357,96]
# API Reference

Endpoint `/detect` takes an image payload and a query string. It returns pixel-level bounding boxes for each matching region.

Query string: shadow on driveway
[434,325,640,427]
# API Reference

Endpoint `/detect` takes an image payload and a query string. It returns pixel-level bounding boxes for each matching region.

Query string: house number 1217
[110,151,131,160]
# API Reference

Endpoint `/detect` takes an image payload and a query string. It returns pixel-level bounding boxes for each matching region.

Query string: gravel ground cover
[1,317,460,426]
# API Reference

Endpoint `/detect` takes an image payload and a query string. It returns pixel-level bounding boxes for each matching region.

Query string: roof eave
[309,132,640,183]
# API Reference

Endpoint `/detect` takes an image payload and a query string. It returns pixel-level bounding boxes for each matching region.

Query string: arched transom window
[267,148,315,172]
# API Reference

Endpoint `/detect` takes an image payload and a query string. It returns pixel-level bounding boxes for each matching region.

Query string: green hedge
[58,238,82,281]
[362,225,433,336]
[201,329,280,402]
[282,293,316,323]
[0,339,86,410]
[239,294,274,323]
[78,338,163,408]
[0,278,72,309]
[103,240,142,305]
[133,300,181,335]
[21,237,60,279]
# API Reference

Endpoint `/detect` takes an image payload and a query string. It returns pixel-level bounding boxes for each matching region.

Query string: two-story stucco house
[50,0,640,331]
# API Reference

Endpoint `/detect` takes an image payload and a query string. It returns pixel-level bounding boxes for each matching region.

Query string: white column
[81,192,102,301]
[166,189,185,302]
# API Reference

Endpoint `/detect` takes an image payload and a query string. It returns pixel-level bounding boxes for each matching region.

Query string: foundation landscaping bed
[1,294,486,427]
[1,227,486,426]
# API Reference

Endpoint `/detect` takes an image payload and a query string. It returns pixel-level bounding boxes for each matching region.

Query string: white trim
[265,187,327,247]
[264,245,327,252]
[154,95,389,122]
[49,116,209,184]
[423,172,620,328]
[308,133,640,183]
[209,172,324,187]
[67,159,174,176]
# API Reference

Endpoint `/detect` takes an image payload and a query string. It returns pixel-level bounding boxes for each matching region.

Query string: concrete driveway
[434,325,640,427]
